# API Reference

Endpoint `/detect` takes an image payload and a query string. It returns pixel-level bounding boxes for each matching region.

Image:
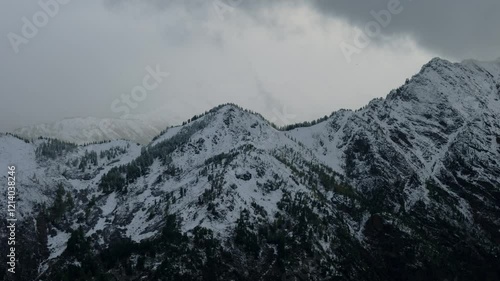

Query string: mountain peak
[4,57,500,280]
[420,57,454,70]
[207,103,250,115]
[427,56,451,65]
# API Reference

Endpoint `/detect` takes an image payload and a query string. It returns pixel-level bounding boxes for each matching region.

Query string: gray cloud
[1,0,495,133]
[308,0,500,60]
[101,0,500,60]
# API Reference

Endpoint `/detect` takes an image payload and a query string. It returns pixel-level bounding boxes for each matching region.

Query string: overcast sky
[1,0,499,131]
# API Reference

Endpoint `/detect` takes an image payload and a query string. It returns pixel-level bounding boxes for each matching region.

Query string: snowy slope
[0,135,142,219]
[1,58,500,281]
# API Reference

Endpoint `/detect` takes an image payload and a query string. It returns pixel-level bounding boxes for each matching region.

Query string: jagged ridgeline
[1,59,500,281]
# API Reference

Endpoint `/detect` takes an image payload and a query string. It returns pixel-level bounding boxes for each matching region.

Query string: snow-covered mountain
[11,116,166,145]
[291,57,500,208]
[1,58,500,281]
[10,102,206,145]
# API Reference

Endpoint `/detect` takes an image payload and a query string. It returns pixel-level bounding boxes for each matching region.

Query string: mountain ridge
[1,57,499,280]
